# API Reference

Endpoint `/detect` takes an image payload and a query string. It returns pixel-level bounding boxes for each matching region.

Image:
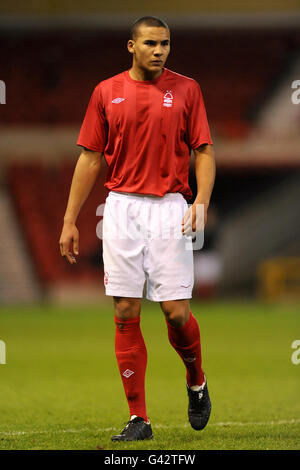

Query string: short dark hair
[130,16,169,40]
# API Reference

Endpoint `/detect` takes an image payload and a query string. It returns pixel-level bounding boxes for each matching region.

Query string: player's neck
[129,66,163,82]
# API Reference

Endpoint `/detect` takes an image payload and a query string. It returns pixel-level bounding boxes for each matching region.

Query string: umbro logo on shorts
[112,97,125,104]
[122,369,134,378]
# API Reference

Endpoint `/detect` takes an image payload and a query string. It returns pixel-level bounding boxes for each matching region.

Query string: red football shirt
[77,67,212,200]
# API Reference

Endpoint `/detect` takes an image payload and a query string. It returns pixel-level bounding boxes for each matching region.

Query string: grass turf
[0,299,299,450]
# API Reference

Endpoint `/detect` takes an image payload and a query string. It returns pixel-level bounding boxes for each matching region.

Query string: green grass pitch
[0,299,299,450]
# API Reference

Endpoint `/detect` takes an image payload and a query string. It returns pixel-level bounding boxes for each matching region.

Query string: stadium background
[0,0,299,450]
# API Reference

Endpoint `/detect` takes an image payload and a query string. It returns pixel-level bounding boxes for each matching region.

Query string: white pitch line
[0,418,299,438]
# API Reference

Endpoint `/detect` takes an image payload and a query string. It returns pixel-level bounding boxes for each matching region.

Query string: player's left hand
[181,202,207,236]
[59,222,79,264]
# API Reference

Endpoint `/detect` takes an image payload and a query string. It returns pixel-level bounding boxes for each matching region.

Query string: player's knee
[113,297,141,320]
[161,301,190,327]
[166,311,188,327]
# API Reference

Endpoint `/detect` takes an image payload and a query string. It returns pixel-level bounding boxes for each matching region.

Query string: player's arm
[182,144,215,235]
[194,143,215,217]
[59,148,103,264]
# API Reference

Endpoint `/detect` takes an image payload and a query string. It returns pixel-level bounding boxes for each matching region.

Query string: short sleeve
[187,81,213,150]
[77,85,108,152]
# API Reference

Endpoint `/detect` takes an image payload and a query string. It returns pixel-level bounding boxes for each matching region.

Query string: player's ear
[127,39,135,54]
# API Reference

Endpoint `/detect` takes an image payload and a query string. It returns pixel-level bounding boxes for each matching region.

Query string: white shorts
[102,191,194,302]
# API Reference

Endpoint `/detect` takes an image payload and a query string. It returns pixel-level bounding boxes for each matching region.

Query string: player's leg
[145,195,204,386]
[160,299,205,389]
[144,193,211,430]
[112,296,152,441]
[160,298,211,431]
[102,192,152,440]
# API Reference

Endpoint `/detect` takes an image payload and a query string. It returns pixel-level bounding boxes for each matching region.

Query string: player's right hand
[59,222,79,264]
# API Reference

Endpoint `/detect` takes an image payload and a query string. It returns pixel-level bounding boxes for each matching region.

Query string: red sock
[114,316,148,421]
[166,312,205,388]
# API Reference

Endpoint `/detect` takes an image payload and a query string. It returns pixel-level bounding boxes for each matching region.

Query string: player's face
[128,26,170,74]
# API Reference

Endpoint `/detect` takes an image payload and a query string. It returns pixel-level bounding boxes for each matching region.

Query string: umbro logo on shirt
[112,97,125,104]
